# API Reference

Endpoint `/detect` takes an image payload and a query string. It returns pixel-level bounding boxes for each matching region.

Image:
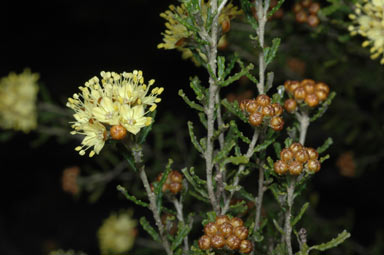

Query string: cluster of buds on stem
[240,94,284,131]
[198,215,253,253]
[293,0,321,27]
[274,142,321,175]
[284,79,330,110]
[151,170,183,194]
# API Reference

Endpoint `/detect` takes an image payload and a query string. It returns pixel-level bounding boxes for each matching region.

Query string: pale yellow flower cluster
[98,210,137,255]
[348,0,384,64]
[158,1,242,63]
[0,69,39,133]
[67,70,163,157]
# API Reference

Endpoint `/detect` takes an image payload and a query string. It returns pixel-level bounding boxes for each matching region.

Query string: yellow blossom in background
[98,210,137,255]
[348,0,384,64]
[158,1,242,63]
[67,70,163,157]
[0,69,39,133]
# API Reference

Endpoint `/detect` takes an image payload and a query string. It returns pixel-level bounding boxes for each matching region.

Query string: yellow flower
[0,69,39,133]
[349,0,384,64]
[98,210,137,255]
[67,70,163,157]
[158,1,242,63]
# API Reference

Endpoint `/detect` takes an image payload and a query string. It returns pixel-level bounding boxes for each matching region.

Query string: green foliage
[117,185,149,208]
[140,216,160,242]
[317,137,333,154]
[221,98,248,123]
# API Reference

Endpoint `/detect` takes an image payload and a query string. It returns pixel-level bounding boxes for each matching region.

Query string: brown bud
[287,81,301,94]
[303,83,316,94]
[307,159,321,173]
[239,240,253,254]
[307,14,320,27]
[292,3,302,13]
[306,147,319,160]
[301,79,315,86]
[280,148,294,162]
[240,99,251,111]
[221,18,231,33]
[296,10,308,23]
[234,226,249,240]
[255,94,271,107]
[274,160,289,175]
[261,105,275,117]
[110,125,127,140]
[294,87,307,100]
[162,183,169,193]
[289,161,303,175]
[246,100,258,114]
[170,171,183,183]
[315,82,330,94]
[230,217,244,228]
[175,38,186,47]
[302,0,312,8]
[295,149,309,163]
[204,222,218,236]
[249,112,264,127]
[309,2,321,14]
[305,93,319,107]
[169,182,182,194]
[284,80,292,91]
[284,99,297,113]
[198,235,211,250]
[226,235,241,250]
[215,215,230,226]
[211,235,225,249]
[219,222,233,238]
[271,103,283,116]
[290,143,303,154]
[270,116,284,131]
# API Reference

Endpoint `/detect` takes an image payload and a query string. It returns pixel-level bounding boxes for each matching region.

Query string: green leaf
[273,142,282,157]
[121,148,138,172]
[189,76,206,101]
[240,0,258,30]
[273,219,284,235]
[291,202,309,227]
[137,110,156,144]
[310,91,336,122]
[264,38,281,66]
[217,56,226,80]
[214,140,236,164]
[319,154,330,163]
[187,121,204,154]
[284,137,293,148]
[224,184,241,192]
[229,200,248,215]
[154,159,173,214]
[221,98,248,123]
[308,230,351,252]
[181,167,208,199]
[317,137,333,154]
[224,54,240,78]
[223,156,249,166]
[172,222,192,251]
[179,89,205,112]
[117,185,148,207]
[220,63,254,87]
[254,137,276,153]
[198,112,207,129]
[238,187,254,201]
[230,121,251,144]
[140,216,160,241]
[268,0,285,18]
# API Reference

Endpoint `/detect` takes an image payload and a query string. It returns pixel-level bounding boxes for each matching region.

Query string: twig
[172,197,189,254]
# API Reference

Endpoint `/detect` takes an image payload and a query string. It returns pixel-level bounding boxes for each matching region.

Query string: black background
[1,1,383,255]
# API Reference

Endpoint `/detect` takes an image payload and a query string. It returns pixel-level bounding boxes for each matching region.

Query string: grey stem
[172,197,189,254]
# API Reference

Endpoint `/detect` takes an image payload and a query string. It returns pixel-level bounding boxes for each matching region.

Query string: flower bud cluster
[198,215,253,254]
[152,171,183,194]
[293,0,321,27]
[274,142,321,175]
[240,94,284,131]
[284,79,330,110]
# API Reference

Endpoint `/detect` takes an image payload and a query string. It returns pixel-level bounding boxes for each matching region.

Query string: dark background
[1,1,383,255]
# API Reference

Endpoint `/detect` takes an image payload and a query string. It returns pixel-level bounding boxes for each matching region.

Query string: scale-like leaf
[140,217,160,241]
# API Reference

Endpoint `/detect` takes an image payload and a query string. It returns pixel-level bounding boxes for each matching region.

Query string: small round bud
[295,149,309,163]
[287,81,300,94]
[294,87,307,100]
[246,100,258,114]
[204,222,218,236]
[315,89,328,101]
[315,82,330,94]
[221,18,231,33]
[301,79,315,86]
[256,94,271,107]
[274,160,289,175]
[170,171,183,183]
[261,105,275,117]
[284,99,297,113]
[309,2,320,14]
[306,147,319,160]
[240,99,251,111]
[249,112,264,127]
[307,159,321,173]
[270,116,284,131]
[284,80,292,90]
[301,0,312,8]
[271,103,283,116]
[290,143,303,154]
[307,14,320,27]
[292,3,302,13]
[226,235,241,250]
[211,235,225,249]
[162,183,169,193]
[296,10,308,23]
[219,222,233,237]
[215,215,230,226]
[110,125,127,140]
[239,240,253,254]
[234,226,249,240]
[169,182,182,194]
[289,161,303,175]
[280,148,294,162]
[305,93,319,107]
[230,217,244,228]
[198,235,211,250]
[303,83,316,94]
